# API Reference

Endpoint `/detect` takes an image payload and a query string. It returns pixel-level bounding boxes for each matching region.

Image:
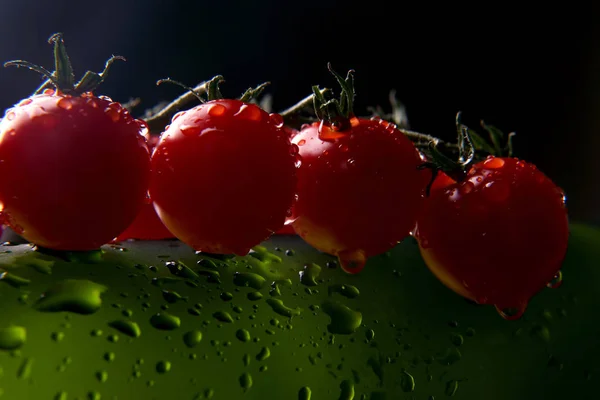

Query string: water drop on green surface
[256,346,271,361]
[213,311,234,323]
[298,386,312,400]
[243,353,251,366]
[150,312,181,330]
[233,272,266,290]
[17,357,33,379]
[0,326,26,350]
[400,370,415,392]
[87,391,101,400]
[104,352,115,362]
[0,270,30,288]
[236,329,251,342]
[96,370,108,383]
[445,379,459,396]
[183,330,203,348]
[299,263,321,286]
[54,391,68,400]
[338,379,355,399]
[321,300,362,334]
[108,320,141,338]
[51,331,65,342]
[249,246,282,263]
[328,284,360,299]
[34,279,107,314]
[91,329,103,337]
[266,298,302,318]
[162,290,187,304]
[239,372,253,391]
[365,329,375,341]
[220,292,234,301]
[247,291,263,301]
[204,388,215,398]
[270,279,292,297]
[450,333,464,346]
[436,348,462,366]
[156,360,171,374]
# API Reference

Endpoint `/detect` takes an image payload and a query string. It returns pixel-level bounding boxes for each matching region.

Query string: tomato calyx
[3,32,125,96]
[312,63,356,133]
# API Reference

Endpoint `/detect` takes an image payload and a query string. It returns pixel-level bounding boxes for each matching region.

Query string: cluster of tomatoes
[0,34,569,319]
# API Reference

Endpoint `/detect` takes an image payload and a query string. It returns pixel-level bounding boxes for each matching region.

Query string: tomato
[290,116,430,273]
[115,134,174,241]
[414,156,569,319]
[149,99,298,255]
[0,90,151,250]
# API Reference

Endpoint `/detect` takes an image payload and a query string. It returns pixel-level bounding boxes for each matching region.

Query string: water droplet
[400,371,415,392]
[213,311,234,323]
[5,111,16,121]
[34,279,107,314]
[104,351,115,362]
[269,113,284,128]
[495,301,528,320]
[0,326,27,350]
[0,270,30,288]
[450,333,464,346]
[150,312,181,330]
[96,370,108,383]
[16,356,33,380]
[321,300,362,334]
[57,97,73,110]
[547,270,563,289]
[247,292,263,301]
[233,272,266,290]
[180,124,203,136]
[337,249,367,274]
[328,284,360,299]
[297,139,306,146]
[338,380,355,399]
[256,346,270,361]
[234,104,262,122]
[88,390,101,400]
[208,103,227,117]
[239,372,253,391]
[266,298,302,318]
[156,360,171,374]
[54,391,68,400]
[483,157,505,169]
[298,386,312,400]
[18,98,33,106]
[104,107,120,122]
[183,330,203,348]
[235,329,251,343]
[299,263,322,286]
[220,292,234,302]
[172,111,185,121]
[108,320,141,338]
[445,380,459,396]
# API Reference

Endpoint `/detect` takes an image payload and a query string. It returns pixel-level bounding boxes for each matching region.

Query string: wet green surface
[0,223,597,399]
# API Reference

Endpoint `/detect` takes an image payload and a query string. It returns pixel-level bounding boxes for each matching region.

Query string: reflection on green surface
[0,224,597,399]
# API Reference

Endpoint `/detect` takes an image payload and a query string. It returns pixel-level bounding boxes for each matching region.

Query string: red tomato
[115,134,174,241]
[414,156,569,319]
[0,90,151,250]
[290,117,430,273]
[149,99,298,255]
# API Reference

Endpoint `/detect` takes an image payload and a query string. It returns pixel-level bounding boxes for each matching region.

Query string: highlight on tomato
[0,33,150,251]
[149,77,298,256]
[290,64,430,274]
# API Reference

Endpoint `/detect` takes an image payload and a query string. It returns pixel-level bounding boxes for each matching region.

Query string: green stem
[48,33,74,91]
[145,80,208,133]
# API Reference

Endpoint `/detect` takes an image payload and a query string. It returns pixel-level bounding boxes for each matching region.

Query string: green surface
[0,223,597,399]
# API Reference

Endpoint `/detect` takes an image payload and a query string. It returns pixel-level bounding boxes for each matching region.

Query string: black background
[1,1,598,224]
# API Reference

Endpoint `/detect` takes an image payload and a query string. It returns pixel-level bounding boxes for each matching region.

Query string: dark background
[1,1,598,224]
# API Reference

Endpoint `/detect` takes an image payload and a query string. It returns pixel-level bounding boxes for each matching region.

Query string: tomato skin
[290,117,430,273]
[115,134,174,241]
[0,92,151,250]
[149,99,297,255]
[415,156,569,318]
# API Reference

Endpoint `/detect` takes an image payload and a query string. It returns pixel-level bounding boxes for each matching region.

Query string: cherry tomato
[414,156,569,319]
[0,90,151,250]
[115,134,174,241]
[149,99,297,255]
[290,117,430,273]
